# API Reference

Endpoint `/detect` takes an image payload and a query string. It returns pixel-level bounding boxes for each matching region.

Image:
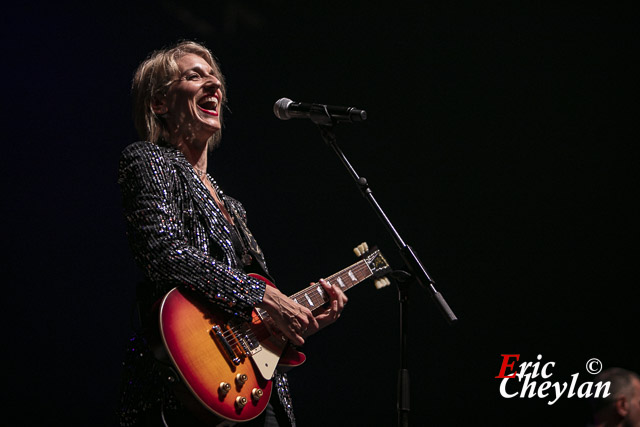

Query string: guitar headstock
[353,242,392,289]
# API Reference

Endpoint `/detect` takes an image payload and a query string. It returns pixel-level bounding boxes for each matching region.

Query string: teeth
[200,96,219,110]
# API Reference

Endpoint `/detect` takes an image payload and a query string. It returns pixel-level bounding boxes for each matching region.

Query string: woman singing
[118,40,347,426]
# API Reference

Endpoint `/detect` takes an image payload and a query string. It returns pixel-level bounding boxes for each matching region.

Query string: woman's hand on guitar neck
[303,278,348,338]
[257,286,318,346]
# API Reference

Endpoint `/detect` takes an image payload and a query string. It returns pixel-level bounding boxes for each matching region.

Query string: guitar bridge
[210,325,241,365]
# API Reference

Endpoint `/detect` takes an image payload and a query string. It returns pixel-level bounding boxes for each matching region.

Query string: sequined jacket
[119,141,267,316]
[117,141,295,426]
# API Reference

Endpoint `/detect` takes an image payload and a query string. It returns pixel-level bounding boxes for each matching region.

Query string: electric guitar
[157,243,391,423]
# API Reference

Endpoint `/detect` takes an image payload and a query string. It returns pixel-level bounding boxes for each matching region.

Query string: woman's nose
[203,75,221,89]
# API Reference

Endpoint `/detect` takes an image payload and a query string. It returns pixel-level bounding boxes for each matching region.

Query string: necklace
[194,167,207,179]
[201,173,235,226]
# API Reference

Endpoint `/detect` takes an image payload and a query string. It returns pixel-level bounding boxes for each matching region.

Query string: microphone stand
[311,111,457,427]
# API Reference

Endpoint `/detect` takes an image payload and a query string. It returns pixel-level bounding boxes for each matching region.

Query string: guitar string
[219,265,370,349]
[221,325,259,342]
[290,260,371,300]
[291,262,373,305]
[218,271,373,358]
[217,257,381,351]
[267,252,383,308]
[219,326,260,354]
[290,267,371,307]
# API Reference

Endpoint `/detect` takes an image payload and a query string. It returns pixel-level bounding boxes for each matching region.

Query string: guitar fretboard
[289,258,373,312]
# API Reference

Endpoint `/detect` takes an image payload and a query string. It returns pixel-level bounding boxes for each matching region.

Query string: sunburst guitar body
[158,244,390,423]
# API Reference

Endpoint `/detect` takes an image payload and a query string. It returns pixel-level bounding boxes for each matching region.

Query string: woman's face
[160,53,223,146]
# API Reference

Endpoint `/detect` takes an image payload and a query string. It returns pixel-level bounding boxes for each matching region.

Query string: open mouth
[197,96,219,115]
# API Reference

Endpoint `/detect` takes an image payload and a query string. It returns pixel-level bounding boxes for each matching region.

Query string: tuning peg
[374,276,391,289]
[353,242,369,257]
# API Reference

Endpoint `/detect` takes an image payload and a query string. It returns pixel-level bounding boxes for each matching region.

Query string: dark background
[3,2,636,426]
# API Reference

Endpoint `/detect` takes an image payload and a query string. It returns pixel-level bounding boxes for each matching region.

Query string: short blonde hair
[131,40,227,148]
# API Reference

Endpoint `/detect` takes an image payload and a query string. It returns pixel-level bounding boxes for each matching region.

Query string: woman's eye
[186,74,201,81]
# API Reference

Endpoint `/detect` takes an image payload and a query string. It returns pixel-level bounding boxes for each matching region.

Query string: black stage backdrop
[3,2,636,426]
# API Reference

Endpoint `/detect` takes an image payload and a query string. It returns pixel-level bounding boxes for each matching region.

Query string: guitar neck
[289,258,372,312]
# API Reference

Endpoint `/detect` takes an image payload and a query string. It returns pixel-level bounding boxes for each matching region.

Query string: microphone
[273,98,367,124]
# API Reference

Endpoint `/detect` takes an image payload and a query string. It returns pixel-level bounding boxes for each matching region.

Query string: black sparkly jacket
[118,140,267,319]
[117,141,295,426]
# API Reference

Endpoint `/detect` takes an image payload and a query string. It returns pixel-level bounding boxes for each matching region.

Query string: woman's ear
[151,95,168,116]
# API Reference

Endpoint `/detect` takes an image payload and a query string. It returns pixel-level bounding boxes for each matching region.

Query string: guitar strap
[225,200,297,427]
[225,199,274,282]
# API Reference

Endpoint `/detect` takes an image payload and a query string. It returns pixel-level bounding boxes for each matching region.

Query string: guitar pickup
[237,332,262,356]
[211,325,241,365]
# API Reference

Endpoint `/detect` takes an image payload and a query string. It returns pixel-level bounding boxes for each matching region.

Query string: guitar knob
[219,382,231,395]
[235,396,248,409]
[236,373,248,385]
[251,388,264,401]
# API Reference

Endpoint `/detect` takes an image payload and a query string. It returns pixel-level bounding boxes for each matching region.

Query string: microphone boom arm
[317,123,458,324]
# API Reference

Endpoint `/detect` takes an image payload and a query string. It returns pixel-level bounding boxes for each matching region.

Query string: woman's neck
[183,144,208,174]
[171,134,209,174]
